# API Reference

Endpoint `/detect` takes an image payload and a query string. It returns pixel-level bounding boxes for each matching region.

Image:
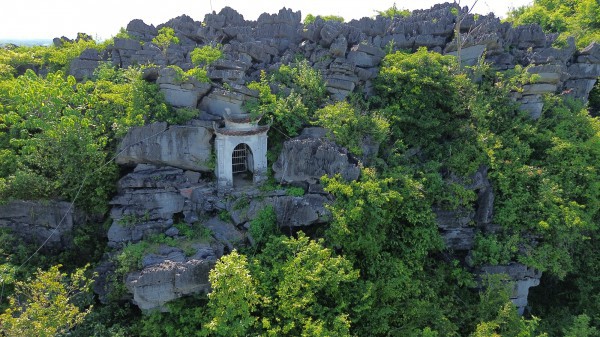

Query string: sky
[0,0,533,41]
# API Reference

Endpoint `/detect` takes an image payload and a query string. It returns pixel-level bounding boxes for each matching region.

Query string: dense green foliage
[190,45,223,67]
[506,0,600,48]
[0,265,93,337]
[0,62,173,213]
[0,36,102,74]
[314,101,389,156]
[246,59,328,141]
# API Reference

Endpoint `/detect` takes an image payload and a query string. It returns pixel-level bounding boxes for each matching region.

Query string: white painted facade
[213,110,269,189]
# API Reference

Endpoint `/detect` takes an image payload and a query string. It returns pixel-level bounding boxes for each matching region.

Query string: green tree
[506,0,600,48]
[205,250,260,336]
[251,232,358,336]
[314,101,389,156]
[0,265,93,337]
[152,27,180,57]
[190,45,223,67]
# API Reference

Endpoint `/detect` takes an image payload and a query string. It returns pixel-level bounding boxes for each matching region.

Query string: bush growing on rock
[152,27,179,56]
[190,45,223,67]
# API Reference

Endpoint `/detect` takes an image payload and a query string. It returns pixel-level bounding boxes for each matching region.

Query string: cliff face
[4,3,600,313]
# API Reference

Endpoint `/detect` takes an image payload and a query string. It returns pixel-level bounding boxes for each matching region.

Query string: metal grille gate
[232,143,249,173]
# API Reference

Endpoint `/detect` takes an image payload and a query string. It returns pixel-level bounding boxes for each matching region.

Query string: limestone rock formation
[273,127,360,186]
[115,122,213,172]
[229,193,331,229]
[156,67,211,108]
[69,48,101,81]
[0,200,85,251]
[480,263,542,315]
[435,166,495,251]
[125,243,221,311]
[74,3,600,315]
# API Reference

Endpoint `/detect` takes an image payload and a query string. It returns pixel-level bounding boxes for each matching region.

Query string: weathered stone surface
[0,200,84,251]
[202,216,244,249]
[198,88,252,116]
[273,127,360,185]
[577,42,600,63]
[126,252,217,310]
[113,38,142,51]
[522,83,557,95]
[69,58,99,81]
[435,207,475,250]
[480,263,542,315]
[156,67,212,107]
[115,122,213,172]
[126,19,158,41]
[320,22,344,47]
[446,44,486,66]
[107,164,200,247]
[229,194,331,228]
[329,35,347,57]
[567,63,600,79]
[563,79,597,103]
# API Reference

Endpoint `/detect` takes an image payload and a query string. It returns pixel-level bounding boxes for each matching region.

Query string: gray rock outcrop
[69,48,101,81]
[115,122,213,172]
[0,200,84,251]
[273,127,360,186]
[126,243,220,311]
[435,166,495,251]
[480,263,542,315]
[156,67,211,108]
[229,193,331,229]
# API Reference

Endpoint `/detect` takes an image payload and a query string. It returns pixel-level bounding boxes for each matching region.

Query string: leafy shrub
[376,3,411,18]
[471,234,520,266]
[115,242,149,275]
[303,14,344,25]
[248,205,278,248]
[315,101,389,156]
[152,27,179,55]
[285,186,305,197]
[0,264,94,337]
[205,251,260,336]
[185,67,209,83]
[190,45,223,67]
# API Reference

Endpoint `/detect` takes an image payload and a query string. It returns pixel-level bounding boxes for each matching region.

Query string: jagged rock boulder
[0,200,85,251]
[273,128,360,186]
[202,216,245,250]
[115,122,213,172]
[480,263,542,315]
[435,207,475,251]
[198,85,257,116]
[107,165,196,247]
[69,48,101,81]
[156,67,211,108]
[229,194,331,229]
[125,243,221,311]
[126,19,158,41]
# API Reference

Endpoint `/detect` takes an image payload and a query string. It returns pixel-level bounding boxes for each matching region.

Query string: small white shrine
[213,109,269,189]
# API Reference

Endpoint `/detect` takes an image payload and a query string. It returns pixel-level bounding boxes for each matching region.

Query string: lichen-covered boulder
[125,243,222,311]
[115,122,213,172]
[0,200,85,251]
[273,127,360,185]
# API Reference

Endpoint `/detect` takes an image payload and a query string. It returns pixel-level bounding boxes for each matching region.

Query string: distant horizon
[0,38,53,47]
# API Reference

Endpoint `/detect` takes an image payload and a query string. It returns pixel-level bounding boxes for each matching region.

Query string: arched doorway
[232,143,254,187]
